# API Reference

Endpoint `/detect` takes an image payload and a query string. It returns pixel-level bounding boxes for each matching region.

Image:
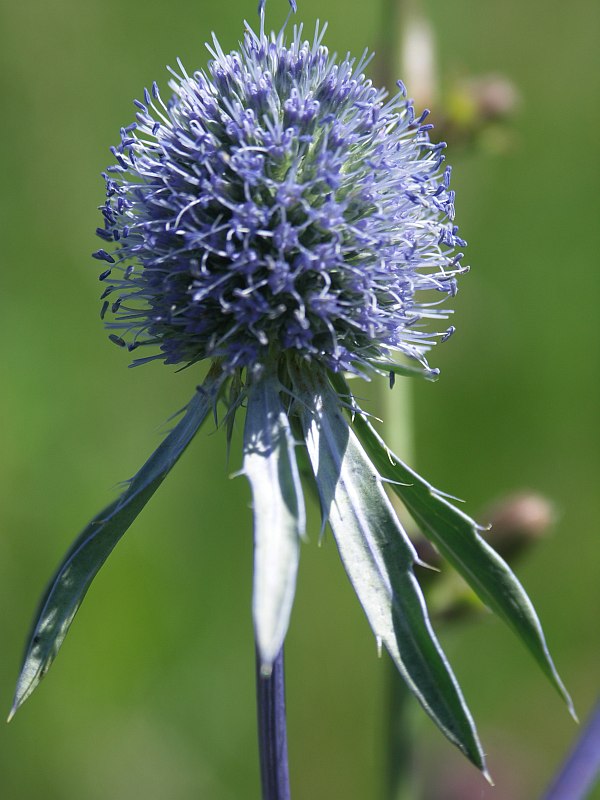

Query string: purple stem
[256,646,291,800]
[542,699,600,800]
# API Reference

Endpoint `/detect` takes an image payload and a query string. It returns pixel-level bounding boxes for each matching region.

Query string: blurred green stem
[385,649,418,800]
[380,380,420,800]
[379,2,432,798]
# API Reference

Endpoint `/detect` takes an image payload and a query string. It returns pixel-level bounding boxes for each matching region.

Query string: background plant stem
[378,0,435,800]
[256,646,291,800]
[385,662,419,800]
[381,381,421,800]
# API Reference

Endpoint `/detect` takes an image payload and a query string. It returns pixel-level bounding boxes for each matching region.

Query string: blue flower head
[95,21,465,376]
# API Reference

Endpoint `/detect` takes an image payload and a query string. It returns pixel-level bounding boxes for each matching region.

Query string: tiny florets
[95,22,467,375]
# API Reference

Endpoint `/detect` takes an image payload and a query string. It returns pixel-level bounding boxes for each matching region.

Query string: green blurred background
[0,0,598,797]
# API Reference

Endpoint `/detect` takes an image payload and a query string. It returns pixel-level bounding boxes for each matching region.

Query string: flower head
[95,22,465,375]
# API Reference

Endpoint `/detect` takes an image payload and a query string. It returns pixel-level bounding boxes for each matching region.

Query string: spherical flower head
[94,21,467,376]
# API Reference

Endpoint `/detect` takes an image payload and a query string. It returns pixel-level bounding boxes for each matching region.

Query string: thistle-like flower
[94,22,462,376]
[13,13,572,786]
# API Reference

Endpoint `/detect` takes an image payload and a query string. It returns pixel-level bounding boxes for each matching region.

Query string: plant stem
[379,1,440,795]
[386,662,418,800]
[382,379,420,800]
[542,699,600,800]
[256,645,291,800]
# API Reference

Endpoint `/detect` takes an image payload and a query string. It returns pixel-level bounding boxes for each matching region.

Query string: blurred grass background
[0,0,598,797]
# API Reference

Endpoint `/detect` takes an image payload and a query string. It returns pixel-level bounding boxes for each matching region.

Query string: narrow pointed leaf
[244,373,304,671]
[297,371,487,773]
[11,367,222,718]
[339,376,574,718]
